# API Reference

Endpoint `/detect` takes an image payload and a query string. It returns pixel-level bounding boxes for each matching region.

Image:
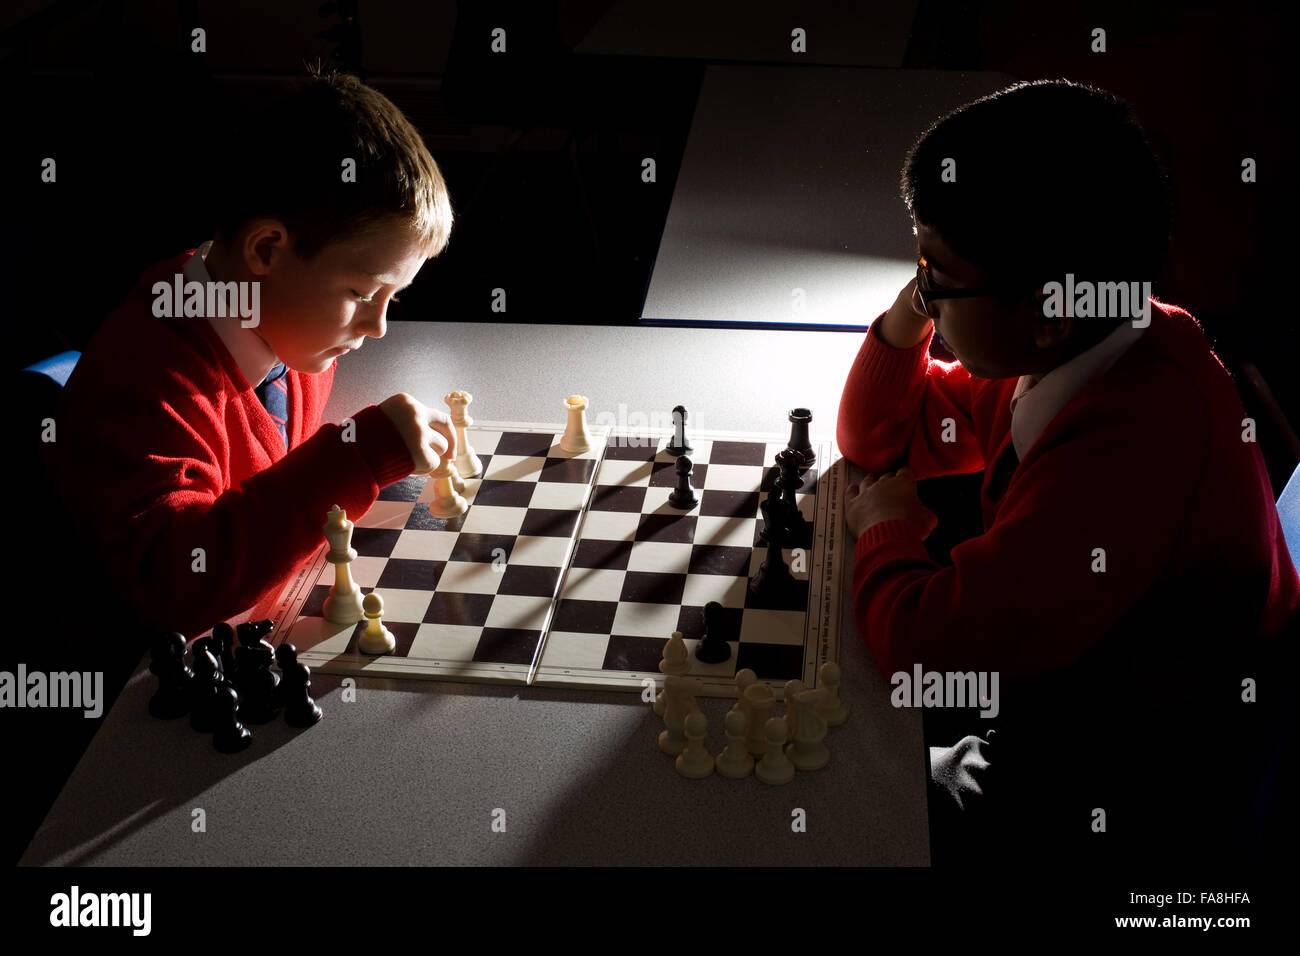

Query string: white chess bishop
[322,505,365,624]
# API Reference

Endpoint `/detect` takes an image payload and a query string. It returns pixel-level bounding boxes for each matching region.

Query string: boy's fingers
[426,412,457,461]
[895,465,915,480]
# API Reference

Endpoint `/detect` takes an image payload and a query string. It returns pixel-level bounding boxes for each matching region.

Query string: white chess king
[322,505,365,625]
[445,390,482,478]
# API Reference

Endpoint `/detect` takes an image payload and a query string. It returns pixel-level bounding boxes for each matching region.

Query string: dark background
[1,0,1295,487]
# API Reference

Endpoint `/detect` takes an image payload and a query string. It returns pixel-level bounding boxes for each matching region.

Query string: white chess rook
[560,394,592,453]
[445,390,482,478]
[322,505,365,624]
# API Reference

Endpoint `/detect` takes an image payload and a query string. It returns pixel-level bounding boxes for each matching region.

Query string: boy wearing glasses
[837,80,1297,866]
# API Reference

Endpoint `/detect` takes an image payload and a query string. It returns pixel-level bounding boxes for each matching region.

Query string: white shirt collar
[1009,319,1148,459]
[185,241,280,387]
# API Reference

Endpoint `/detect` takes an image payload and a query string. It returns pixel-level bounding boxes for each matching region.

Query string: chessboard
[266,420,846,697]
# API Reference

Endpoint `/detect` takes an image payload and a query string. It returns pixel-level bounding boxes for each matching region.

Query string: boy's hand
[378,393,457,474]
[929,734,994,812]
[845,466,938,539]
[874,277,934,349]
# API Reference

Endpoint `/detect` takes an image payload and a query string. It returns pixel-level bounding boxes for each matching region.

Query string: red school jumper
[52,252,414,638]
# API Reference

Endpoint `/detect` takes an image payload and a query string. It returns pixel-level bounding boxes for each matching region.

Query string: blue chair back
[1279,464,1300,572]
[23,350,80,387]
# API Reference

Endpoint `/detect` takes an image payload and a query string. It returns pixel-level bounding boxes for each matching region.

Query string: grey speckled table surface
[21,320,930,866]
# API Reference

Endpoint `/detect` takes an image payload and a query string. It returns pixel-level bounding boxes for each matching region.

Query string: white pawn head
[765,716,788,746]
[820,661,841,685]
[684,710,707,739]
[363,592,384,617]
[724,709,747,738]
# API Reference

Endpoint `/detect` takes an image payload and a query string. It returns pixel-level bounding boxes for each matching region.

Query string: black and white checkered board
[533,429,843,696]
[267,423,845,697]
[268,422,606,683]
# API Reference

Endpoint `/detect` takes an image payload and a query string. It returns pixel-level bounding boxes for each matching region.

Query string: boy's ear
[1032,297,1074,349]
[241,219,292,276]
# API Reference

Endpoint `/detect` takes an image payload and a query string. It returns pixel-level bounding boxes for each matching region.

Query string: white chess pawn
[783,678,805,740]
[322,505,365,625]
[755,717,795,785]
[427,456,468,517]
[818,661,850,726]
[786,689,831,771]
[445,390,482,478]
[560,394,592,454]
[715,710,755,779]
[730,668,757,716]
[742,682,775,756]
[653,630,691,716]
[658,675,699,756]
[357,591,396,655]
[675,711,714,779]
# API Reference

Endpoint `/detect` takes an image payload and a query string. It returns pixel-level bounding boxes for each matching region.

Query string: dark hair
[214,71,452,259]
[901,80,1171,292]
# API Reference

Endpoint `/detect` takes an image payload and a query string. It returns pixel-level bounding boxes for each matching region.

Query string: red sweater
[837,299,1299,680]
[52,252,414,637]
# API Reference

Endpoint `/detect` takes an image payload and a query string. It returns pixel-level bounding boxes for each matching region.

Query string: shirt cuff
[856,518,930,559]
[350,404,414,487]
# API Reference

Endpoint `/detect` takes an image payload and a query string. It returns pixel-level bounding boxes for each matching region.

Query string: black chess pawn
[665,405,693,457]
[668,455,699,509]
[189,648,224,733]
[212,684,252,753]
[148,632,192,719]
[694,601,733,664]
[235,641,281,724]
[749,497,794,601]
[276,643,323,728]
[785,407,816,469]
[212,622,238,678]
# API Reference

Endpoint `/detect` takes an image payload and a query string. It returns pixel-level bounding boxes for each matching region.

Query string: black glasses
[914,260,1013,318]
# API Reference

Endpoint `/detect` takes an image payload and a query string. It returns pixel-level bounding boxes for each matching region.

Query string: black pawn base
[213,725,252,754]
[694,637,732,664]
[286,701,323,728]
[668,488,698,509]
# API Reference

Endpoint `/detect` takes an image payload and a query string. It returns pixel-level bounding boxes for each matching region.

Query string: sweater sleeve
[85,391,412,637]
[835,316,985,477]
[851,379,1207,679]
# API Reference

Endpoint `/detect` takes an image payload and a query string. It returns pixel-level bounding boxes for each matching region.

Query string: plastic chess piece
[667,455,698,510]
[427,456,469,518]
[773,448,813,549]
[785,407,816,469]
[189,648,224,733]
[235,642,281,725]
[653,630,690,716]
[675,711,714,779]
[322,504,365,624]
[212,621,238,678]
[276,643,323,728]
[560,394,592,453]
[357,591,396,655]
[148,632,192,719]
[694,601,732,664]
[730,668,757,716]
[658,674,698,756]
[818,661,850,726]
[755,716,795,785]
[445,390,483,477]
[742,682,775,756]
[448,461,467,493]
[665,405,693,457]
[786,689,831,771]
[716,710,755,779]
[212,684,252,754]
[748,496,794,602]
[783,678,805,740]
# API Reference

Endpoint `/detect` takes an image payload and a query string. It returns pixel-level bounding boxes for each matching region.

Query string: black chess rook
[786,407,816,469]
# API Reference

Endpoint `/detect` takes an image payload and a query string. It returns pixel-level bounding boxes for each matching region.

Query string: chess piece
[694,601,732,664]
[730,668,757,716]
[742,682,775,756]
[755,717,795,785]
[818,661,850,726]
[234,639,280,725]
[148,632,191,719]
[445,390,483,477]
[357,591,396,655]
[658,674,699,756]
[715,710,755,779]
[212,684,252,753]
[560,394,592,453]
[448,461,467,493]
[786,689,831,771]
[773,448,813,549]
[427,456,469,518]
[276,643,323,728]
[783,678,805,740]
[212,621,238,678]
[653,630,690,716]
[665,405,693,457]
[748,496,794,602]
[675,711,714,779]
[189,648,225,733]
[785,407,816,469]
[667,455,698,510]
[321,505,366,624]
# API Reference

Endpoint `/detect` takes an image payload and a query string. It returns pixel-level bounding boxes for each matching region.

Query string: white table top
[21,320,931,866]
